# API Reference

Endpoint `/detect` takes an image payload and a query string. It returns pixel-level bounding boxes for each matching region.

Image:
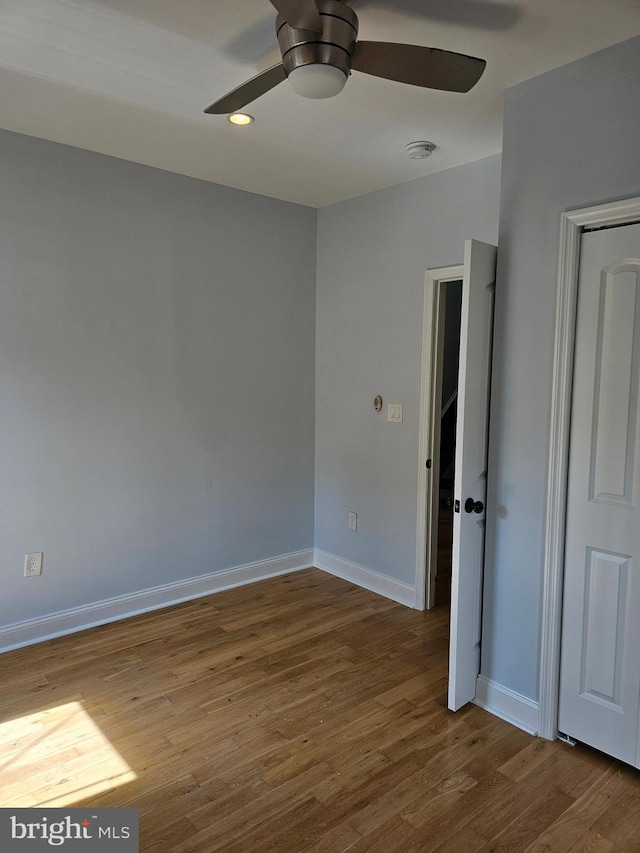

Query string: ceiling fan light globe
[288,64,347,99]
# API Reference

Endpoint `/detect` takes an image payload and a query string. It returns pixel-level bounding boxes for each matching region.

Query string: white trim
[474,675,539,736]
[416,265,464,610]
[314,549,416,608]
[0,549,314,654]
[540,195,640,741]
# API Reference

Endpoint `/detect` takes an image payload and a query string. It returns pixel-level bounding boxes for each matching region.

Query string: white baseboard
[0,549,314,654]
[313,549,416,608]
[474,674,540,736]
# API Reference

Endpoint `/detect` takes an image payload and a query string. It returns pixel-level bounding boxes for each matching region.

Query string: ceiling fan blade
[221,14,280,64]
[268,0,323,32]
[204,64,287,114]
[352,42,486,93]
[351,0,521,32]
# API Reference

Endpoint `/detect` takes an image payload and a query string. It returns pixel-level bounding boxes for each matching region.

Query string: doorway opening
[434,281,463,607]
[416,263,464,612]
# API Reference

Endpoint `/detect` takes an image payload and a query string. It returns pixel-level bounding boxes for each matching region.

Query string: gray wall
[0,130,317,628]
[482,36,640,700]
[315,157,501,584]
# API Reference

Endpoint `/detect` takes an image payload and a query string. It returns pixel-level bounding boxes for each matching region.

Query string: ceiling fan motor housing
[276,0,359,80]
[204,0,487,114]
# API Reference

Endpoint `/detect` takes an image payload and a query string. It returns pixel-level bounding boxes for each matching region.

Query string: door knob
[464,498,484,514]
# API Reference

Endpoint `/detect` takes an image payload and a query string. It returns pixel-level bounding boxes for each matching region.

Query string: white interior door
[558,222,640,766]
[448,239,497,711]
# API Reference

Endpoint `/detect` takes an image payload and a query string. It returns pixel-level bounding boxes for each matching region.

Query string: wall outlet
[348,511,357,532]
[24,552,43,577]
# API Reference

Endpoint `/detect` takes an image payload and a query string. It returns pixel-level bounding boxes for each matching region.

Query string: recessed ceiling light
[227,113,254,126]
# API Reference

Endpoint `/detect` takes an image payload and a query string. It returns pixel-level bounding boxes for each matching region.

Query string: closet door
[558,222,640,766]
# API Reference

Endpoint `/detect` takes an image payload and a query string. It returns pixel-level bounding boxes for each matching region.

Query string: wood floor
[1,569,639,852]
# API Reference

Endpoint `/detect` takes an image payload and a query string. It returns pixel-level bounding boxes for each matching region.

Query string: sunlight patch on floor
[0,700,137,807]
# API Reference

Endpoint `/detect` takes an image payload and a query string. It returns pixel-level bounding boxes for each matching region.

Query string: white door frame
[416,264,464,610]
[539,195,640,740]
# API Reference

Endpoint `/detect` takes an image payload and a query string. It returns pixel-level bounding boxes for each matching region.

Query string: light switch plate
[387,403,403,423]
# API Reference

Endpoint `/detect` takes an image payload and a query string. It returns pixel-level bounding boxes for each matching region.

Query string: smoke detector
[406,141,436,159]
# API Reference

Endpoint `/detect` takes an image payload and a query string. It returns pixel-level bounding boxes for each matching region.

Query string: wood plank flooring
[1,568,639,851]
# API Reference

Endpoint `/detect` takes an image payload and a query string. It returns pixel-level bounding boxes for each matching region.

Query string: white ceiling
[1,0,639,207]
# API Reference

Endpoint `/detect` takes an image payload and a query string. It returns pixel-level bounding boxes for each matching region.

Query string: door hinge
[557,732,578,747]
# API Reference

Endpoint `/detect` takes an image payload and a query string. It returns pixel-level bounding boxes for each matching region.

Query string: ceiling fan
[205,0,486,115]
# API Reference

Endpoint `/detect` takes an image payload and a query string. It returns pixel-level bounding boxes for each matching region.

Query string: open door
[448,239,497,711]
